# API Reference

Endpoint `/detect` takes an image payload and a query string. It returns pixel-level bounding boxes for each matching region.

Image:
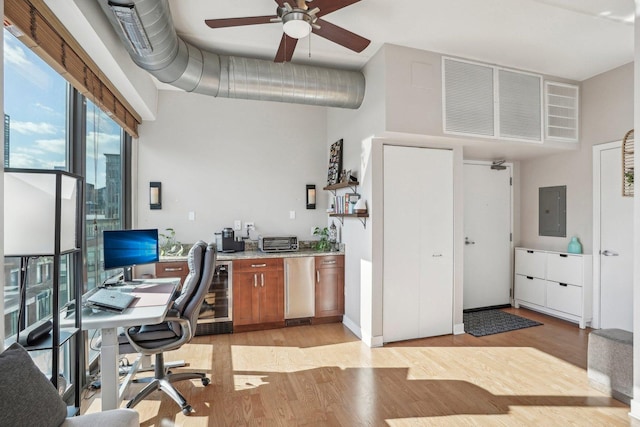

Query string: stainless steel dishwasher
[284,257,315,320]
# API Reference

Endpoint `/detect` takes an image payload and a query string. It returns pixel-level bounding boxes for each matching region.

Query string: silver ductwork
[99,0,365,108]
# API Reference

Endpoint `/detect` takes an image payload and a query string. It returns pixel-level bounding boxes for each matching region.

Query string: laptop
[86,289,136,313]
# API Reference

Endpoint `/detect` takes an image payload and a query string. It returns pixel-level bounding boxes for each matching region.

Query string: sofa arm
[61,408,139,427]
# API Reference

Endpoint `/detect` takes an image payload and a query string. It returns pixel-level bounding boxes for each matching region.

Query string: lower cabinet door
[545,281,581,316]
[514,275,545,306]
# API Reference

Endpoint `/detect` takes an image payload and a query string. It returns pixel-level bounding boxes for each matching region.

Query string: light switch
[188,211,195,221]
[234,220,242,230]
[289,210,296,219]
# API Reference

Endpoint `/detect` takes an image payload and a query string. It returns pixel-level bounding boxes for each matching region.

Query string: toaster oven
[258,236,299,252]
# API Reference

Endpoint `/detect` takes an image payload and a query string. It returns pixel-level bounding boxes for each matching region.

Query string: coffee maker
[216,227,245,253]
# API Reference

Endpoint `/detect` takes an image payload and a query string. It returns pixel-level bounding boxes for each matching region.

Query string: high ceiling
[168,0,634,82]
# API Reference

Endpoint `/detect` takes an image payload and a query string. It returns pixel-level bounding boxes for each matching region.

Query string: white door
[463,162,512,310]
[383,145,453,343]
[595,144,633,331]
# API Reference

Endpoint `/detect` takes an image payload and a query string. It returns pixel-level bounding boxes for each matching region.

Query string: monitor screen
[103,229,159,270]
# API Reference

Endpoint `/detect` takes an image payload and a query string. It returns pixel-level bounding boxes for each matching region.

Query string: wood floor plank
[81,308,630,425]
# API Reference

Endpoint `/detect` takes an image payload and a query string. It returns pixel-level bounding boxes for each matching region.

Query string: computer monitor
[103,229,159,282]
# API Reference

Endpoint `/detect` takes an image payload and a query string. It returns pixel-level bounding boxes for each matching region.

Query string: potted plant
[313,226,330,251]
[159,228,184,256]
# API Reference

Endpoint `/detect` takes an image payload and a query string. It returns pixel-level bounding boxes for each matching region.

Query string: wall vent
[443,58,494,136]
[498,69,542,141]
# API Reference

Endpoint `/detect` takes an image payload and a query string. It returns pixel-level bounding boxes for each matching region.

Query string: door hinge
[509,288,513,298]
[510,232,512,242]
[510,177,513,186]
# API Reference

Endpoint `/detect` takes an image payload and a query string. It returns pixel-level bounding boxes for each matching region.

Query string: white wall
[135,91,329,245]
[519,63,633,254]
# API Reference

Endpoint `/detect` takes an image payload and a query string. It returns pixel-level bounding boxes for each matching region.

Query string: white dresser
[514,247,592,328]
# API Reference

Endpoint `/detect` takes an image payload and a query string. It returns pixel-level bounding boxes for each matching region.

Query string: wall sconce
[150,182,162,210]
[306,184,316,209]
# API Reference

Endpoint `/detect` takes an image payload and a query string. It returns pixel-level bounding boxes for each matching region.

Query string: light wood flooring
[81,308,630,426]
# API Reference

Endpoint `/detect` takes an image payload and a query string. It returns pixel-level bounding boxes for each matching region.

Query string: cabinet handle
[261,273,264,287]
[559,254,568,258]
[253,274,257,287]
[526,276,534,280]
[251,263,267,268]
[559,283,568,287]
[526,250,534,253]
[322,260,337,265]
[317,270,320,283]
[164,267,183,272]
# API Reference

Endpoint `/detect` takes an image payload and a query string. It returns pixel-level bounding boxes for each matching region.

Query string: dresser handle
[164,267,183,272]
[559,254,568,258]
[251,263,267,268]
[317,271,320,283]
[526,276,534,280]
[559,283,568,287]
[526,250,534,253]
[322,260,337,265]
[253,274,257,287]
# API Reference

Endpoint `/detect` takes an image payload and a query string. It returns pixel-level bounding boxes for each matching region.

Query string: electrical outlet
[233,220,241,230]
[245,222,255,230]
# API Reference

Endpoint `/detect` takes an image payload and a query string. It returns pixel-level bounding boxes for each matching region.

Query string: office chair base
[125,371,209,415]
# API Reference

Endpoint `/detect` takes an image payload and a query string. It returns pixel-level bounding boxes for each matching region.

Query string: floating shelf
[22,327,79,351]
[623,129,634,197]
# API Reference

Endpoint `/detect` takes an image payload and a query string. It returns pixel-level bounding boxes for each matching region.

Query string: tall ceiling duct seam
[99,0,365,108]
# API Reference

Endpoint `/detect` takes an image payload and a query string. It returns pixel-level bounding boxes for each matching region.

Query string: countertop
[159,248,344,263]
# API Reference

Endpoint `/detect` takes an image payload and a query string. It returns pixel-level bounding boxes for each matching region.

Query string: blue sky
[4,29,121,188]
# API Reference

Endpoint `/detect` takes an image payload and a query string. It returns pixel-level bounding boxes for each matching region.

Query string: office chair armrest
[123,315,193,355]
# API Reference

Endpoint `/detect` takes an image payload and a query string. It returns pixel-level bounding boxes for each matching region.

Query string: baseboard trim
[453,323,465,335]
[342,315,361,338]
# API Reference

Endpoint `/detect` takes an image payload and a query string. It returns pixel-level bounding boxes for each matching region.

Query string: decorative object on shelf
[159,228,183,256]
[150,181,162,209]
[327,139,343,185]
[313,226,330,251]
[329,221,338,251]
[623,129,634,197]
[354,198,367,214]
[306,184,316,209]
[567,236,583,254]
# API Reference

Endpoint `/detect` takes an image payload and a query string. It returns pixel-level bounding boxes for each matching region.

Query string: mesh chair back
[173,240,207,312]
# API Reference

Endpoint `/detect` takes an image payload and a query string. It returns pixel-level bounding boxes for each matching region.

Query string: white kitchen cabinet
[514,247,592,328]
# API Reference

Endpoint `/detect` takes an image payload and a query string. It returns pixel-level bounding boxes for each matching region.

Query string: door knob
[465,237,475,245]
[601,249,619,256]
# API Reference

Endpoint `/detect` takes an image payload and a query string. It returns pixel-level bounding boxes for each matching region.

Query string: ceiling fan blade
[275,34,298,63]
[312,19,370,52]
[314,0,361,17]
[205,15,278,29]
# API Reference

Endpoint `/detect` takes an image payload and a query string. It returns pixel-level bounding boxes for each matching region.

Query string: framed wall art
[327,139,343,185]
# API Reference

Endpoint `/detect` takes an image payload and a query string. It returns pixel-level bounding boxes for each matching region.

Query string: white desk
[74,278,179,411]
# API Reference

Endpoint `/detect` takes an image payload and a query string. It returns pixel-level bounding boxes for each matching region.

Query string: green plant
[159,228,184,256]
[625,169,634,185]
[313,226,330,251]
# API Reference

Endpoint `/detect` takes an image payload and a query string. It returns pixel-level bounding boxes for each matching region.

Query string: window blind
[5,0,140,137]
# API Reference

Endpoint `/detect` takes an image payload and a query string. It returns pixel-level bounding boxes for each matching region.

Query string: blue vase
[567,236,582,254]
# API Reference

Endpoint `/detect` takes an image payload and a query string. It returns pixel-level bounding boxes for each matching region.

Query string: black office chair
[119,240,216,415]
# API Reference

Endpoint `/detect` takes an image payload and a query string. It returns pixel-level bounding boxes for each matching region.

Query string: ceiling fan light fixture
[282,11,312,39]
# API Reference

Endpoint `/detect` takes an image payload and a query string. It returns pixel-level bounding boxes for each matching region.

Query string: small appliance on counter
[215,227,245,253]
[259,236,298,252]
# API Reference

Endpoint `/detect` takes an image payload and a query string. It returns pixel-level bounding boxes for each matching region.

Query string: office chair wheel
[182,405,193,415]
[202,377,210,386]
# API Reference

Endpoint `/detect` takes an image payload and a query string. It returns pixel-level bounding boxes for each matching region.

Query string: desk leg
[100,327,120,411]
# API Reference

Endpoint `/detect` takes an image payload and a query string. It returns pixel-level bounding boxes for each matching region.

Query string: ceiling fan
[204,0,370,63]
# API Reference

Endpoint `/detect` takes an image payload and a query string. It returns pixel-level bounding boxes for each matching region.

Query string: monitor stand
[122,266,133,282]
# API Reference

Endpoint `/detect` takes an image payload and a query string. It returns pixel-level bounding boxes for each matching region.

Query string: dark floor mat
[463,309,542,337]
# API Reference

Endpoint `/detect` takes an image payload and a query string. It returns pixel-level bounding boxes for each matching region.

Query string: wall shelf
[323,181,360,195]
[329,213,369,228]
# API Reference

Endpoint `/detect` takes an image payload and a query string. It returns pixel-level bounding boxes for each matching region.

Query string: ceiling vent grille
[498,69,542,141]
[443,58,494,136]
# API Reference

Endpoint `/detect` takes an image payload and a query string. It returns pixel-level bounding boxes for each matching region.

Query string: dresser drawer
[545,281,581,316]
[233,258,284,273]
[514,275,546,306]
[156,261,188,277]
[515,249,546,278]
[546,253,582,286]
